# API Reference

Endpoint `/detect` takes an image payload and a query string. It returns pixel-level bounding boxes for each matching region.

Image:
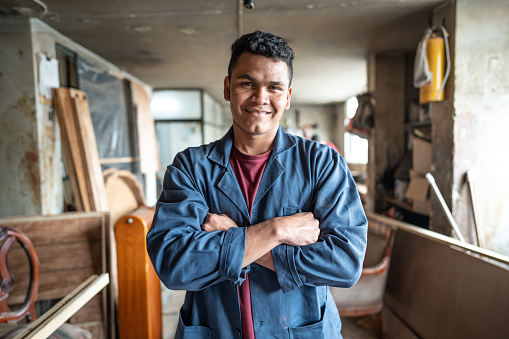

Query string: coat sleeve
[271,149,368,294]
[146,156,249,291]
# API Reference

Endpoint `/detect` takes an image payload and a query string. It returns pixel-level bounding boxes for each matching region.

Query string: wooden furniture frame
[0,227,39,323]
[0,212,109,338]
[116,206,161,339]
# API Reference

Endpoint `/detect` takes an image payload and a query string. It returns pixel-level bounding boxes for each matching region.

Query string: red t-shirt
[229,144,272,339]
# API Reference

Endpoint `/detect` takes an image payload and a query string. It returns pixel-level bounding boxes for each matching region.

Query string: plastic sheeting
[77,57,142,185]
[77,57,137,159]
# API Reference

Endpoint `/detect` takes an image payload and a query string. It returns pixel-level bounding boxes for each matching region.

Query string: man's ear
[223,76,231,101]
[284,87,293,110]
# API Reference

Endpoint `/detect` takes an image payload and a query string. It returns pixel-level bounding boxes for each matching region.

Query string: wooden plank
[367,212,509,264]
[69,89,109,212]
[8,267,103,304]
[10,241,102,275]
[116,206,161,339]
[0,212,104,245]
[52,88,89,211]
[70,293,105,324]
[13,273,109,339]
[384,229,509,338]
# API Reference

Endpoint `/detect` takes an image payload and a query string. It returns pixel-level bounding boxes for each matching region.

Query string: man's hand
[202,213,238,232]
[244,212,320,269]
[273,212,320,246]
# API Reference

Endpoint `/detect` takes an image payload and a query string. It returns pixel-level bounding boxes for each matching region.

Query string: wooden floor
[161,289,378,339]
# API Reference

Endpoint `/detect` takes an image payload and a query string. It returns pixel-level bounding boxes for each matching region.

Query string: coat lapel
[253,127,295,209]
[208,128,250,221]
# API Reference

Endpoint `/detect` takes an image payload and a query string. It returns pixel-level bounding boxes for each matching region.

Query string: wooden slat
[10,241,102,275]
[116,206,161,339]
[69,89,109,212]
[0,212,104,245]
[8,267,103,305]
[53,88,89,211]
[13,273,109,339]
[69,293,106,324]
[52,88,109,212]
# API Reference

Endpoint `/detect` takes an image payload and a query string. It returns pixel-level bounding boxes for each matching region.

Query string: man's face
[224,52,293,142]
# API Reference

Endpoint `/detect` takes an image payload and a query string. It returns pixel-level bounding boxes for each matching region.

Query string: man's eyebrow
[236,74,255,81]
[235,74,287,87]
[269,80,286,87]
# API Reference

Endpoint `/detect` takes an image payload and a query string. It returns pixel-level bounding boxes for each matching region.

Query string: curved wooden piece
[115,206,161,339]
[0,227,39,323]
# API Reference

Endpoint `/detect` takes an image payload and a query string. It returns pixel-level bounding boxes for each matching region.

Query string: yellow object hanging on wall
[419,34,445,103]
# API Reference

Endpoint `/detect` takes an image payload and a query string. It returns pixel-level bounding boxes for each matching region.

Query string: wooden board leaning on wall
[52,88,109,212]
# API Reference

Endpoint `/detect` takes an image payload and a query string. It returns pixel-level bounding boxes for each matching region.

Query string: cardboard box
[412,137,432,175]
[405,172,431,215]
[405,176,429,201]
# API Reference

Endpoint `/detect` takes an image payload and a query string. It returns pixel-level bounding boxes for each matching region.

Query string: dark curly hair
[227,30,295,86]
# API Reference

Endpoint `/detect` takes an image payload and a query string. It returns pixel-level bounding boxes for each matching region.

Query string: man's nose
[251,87,269,104]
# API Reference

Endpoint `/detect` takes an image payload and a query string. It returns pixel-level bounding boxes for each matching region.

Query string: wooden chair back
[0,227,39,324]
[115,205,161,339]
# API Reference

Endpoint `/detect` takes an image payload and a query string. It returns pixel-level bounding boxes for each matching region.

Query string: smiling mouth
[244,108,271,115]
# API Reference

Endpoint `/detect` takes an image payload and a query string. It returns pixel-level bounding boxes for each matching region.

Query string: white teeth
[247,109,268,114]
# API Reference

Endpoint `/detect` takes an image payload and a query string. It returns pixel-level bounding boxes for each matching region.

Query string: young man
[147,30,367,338]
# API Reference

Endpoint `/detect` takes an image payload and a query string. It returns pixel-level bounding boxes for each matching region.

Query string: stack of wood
[52,88,109,212]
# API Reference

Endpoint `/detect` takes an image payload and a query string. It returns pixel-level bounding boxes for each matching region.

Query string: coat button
[235,329,241,336]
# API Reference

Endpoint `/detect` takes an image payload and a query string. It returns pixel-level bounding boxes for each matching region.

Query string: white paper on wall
[38,53,60,99]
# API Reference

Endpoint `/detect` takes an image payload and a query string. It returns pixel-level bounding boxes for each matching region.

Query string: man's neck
[233,129,276,155]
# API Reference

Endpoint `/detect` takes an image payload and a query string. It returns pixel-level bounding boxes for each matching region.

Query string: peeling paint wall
[452,0,509,255]
[0,17,40,216]
[31,19,65,215]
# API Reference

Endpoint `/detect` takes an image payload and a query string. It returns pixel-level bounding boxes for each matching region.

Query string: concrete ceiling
[2,0,446,105]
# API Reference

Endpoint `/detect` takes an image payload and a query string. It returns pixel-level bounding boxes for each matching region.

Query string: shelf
[385,196,429,216]
[405,120,431,128]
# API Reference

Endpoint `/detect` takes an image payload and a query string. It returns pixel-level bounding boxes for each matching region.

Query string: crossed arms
[202,212,320,270]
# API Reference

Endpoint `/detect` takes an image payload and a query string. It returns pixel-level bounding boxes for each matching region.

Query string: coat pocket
[289,301,341,339]
[175,308,218,339]
[283,206,301,216]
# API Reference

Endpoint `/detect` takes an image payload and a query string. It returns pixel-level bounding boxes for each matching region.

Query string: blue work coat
[147,127,368,338]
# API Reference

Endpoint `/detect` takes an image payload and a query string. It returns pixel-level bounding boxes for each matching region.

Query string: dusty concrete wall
[366,54,406,213]
[452,0,509,254]
[0,17,40,216]
[429,3,457,236]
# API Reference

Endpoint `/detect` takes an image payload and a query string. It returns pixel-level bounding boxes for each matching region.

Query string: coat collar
[207,125,296,168]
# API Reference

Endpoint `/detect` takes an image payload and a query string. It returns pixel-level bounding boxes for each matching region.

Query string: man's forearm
[254,251,275,271]
[202,212,320,271]
[242,219,281,268]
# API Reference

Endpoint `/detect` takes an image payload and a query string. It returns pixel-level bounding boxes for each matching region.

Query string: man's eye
[270,86,283,91]
[241,82,253,86]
